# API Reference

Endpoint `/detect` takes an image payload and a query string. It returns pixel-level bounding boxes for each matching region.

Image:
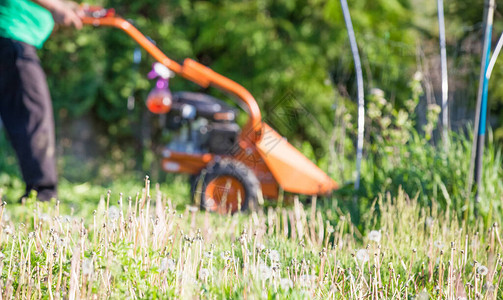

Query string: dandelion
[220,251,231,260]
[4,226,13,235]
[298,274,315,288]
[433,240,444,249]
[3,211,10,222]
[82,258,94,276]
[159,258,176,272]
[269,250,280,262]
[167,259,176,271]
[199,268,210,281]
[416,288,429,300]
[39,213,50,222]
[477,265,489,276]
[56,237,66,247]
[356,249,369,263]
[0,252,4,260]
[159,257,168,272]
[259,264,271,280]
[108,206,120,220]
[368,230,381,243]
[485,284,495,292]
[256,243,265,252]
[187,205,198,213]
[280,278,293,290]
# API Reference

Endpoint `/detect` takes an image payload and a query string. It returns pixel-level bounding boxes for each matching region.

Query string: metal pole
[486,33,503,79]
[438,0,449,144]
[467,0,495,215]
[340,0,365,192]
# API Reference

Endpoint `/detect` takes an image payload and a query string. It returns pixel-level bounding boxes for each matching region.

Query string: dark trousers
[0,37,57,200]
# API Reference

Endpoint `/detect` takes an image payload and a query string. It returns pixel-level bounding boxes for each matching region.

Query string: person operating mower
[0,0,83,201]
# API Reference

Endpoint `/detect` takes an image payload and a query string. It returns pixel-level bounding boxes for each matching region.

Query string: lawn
[0,176,501,299]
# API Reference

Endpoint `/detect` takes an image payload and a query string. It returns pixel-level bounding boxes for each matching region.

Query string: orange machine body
[82,12,337,198]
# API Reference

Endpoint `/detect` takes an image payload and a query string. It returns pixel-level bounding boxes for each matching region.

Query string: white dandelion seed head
[417,288,429,300]
[220,251,231,260]
[259,264,271,280]
[280,278,293,290]
[356,249,369,263]
[108,206,120,221]
[199,268,209,281]
[56,237,67,247]
[4,226,13,235]
[159,258,168,272]
[477,265,489,276]
[298,274,315,288]
[39,213,50,222]
[167,259,176,271]
[82,258,94,276]
[159,258,176,272]
[2,212,9,223]
[203,251,214,259]
[187,205,198,213]
[0,252,5,260]
[368,230,382,243]
[269,250,280,262]
[62,215,72,223]
[433,240,444,249]
[485,284,495,292]
[257,243,265,252]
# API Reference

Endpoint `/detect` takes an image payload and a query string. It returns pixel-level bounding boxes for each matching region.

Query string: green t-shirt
[0,0,54,48]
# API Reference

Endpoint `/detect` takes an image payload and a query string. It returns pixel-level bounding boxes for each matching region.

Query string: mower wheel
[191,159,260,214]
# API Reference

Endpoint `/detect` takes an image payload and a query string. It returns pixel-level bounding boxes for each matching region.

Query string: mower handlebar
[81,6,263,142]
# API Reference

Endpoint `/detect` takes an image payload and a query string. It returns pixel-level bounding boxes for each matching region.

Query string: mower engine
[164,91,240,155]
[146,62,239,156]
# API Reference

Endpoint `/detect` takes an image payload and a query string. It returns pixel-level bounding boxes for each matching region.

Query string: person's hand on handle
[32,0,84,29]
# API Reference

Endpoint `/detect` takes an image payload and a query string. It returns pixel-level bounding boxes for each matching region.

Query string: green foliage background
[4,0,497,222]
[41,0,503,152]
[41,0,425,151]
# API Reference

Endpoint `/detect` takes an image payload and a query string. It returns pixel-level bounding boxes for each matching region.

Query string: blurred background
[1,0,503,221]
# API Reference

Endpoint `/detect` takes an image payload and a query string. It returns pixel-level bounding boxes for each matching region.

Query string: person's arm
[32,0,83,29]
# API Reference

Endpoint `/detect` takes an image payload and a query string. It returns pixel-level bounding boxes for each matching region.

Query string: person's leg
[0,37,58,201]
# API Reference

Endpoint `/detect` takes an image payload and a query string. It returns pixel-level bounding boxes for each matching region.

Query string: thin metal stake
[340,0,365,194]
[438,0,449,145]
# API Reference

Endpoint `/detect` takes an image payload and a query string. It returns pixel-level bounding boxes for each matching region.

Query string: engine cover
[208,123,240,154]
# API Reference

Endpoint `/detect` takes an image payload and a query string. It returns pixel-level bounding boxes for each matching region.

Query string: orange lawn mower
[82,6,338,214]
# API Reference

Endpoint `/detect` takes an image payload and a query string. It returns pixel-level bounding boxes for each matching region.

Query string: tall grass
[0,181,502,298]
[329,77,503,225]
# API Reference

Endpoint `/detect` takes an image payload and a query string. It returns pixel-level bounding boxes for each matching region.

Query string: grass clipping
[0,184,501,299]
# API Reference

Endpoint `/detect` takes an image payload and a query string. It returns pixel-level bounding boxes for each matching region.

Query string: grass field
[2,109,503,298]
[0,177,502,299]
